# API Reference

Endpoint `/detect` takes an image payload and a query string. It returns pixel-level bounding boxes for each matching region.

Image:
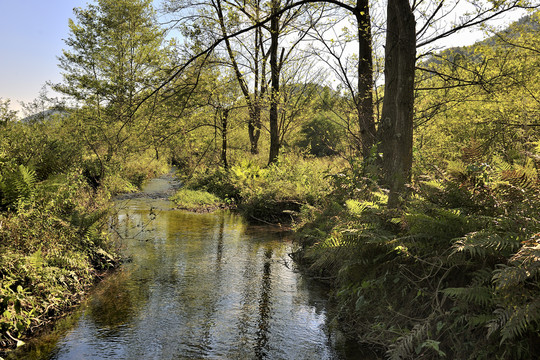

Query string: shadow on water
[9,174,379,360]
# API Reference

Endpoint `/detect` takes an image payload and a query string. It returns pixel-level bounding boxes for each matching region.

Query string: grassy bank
[294,156,540,359]
[171,151,341,223]
[0,116,169,356]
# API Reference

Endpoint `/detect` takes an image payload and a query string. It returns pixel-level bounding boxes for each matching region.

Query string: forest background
[1,0,540,358]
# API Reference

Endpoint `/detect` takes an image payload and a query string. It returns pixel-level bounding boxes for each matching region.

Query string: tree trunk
[354,0,376,160]
[268,0,281,164]
[249,8,263,155]
[216,0,262,155]
[378,0,416,208]
[221,108,229,169]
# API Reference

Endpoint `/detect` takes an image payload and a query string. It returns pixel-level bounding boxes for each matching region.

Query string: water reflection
[11,177,359,359]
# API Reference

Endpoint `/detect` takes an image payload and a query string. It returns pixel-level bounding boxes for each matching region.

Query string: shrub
[296,114,344,157]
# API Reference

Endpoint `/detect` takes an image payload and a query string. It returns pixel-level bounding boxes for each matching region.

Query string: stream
[11,174,366,359]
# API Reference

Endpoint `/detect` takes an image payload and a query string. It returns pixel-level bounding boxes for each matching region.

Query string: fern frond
[467,313,495,328]
[500,169,538,190]
[493,265,528,290]
[461,140,484,165]
[452,231,521,258]
[70,209,108,235]
[15,164,37,198]
[442,286,494,307]
[387,321,430,360]
[493,242,540,290]
[487,307,510,339]
[498,299,540,343]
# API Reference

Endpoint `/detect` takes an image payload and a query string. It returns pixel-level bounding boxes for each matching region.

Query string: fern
[15,164,37,202]
[488,300,540,343]
[500,159,538,189]
[442,286,494,307]
[493,238,540,290]
[70,208,108,236]
[452,231,521,258]
[461,139,484,165]
[484,236,540,347]
[387,321,431,360]
[493,265,529,290]
[0,164,38,209]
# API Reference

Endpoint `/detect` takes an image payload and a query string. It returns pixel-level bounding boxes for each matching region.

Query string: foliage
[296,113,344,157]
[0,170,118,352]
[2,3,540,358]
[185,151,340,223]
[414,12,540,173]
[0,95,169,355]
[0,99,17,127]
[53,0,170,167]
[170,188,221,210]
[296,142,540,358]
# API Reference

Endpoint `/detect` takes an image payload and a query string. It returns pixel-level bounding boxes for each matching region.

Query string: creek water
[11,175,367,359]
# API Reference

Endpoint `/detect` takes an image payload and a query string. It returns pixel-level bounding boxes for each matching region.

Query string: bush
[296,113,344,157]
[185,151,339,223]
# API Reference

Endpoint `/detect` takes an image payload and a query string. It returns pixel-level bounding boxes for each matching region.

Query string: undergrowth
[0,169,118,354]
[296,147,540,359]
[183,151,341,223]
[0,118,169,355]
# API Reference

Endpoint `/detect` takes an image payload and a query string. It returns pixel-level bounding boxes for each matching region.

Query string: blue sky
[0,1,88,111]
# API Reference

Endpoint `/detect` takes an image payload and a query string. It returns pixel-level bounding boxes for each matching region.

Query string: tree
[214,0,268,155]
[0,99,17,127]
[378,0,416,207]
[354,0,375,159]
[376,0,538,206]
[155,0,538,203]
[165,0,323,163]
[53,0,167,170]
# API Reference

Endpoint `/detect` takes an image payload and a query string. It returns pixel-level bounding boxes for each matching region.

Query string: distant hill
[21,108,69,123]
[421,11,540,67]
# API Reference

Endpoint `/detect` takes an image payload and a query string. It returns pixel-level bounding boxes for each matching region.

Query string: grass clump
[170,188,222,211]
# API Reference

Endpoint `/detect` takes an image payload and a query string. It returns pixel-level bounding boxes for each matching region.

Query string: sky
[0,1,89,112]
[0,1,530,114]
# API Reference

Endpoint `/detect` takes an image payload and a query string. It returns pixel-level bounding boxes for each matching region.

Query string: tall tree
[54,0,167,167]
[378,0,538,206]
[214,0,268,154]
[378,0,416,207]
[354,0,375,159]
[304,0,376,159]
[268,0,282,163]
